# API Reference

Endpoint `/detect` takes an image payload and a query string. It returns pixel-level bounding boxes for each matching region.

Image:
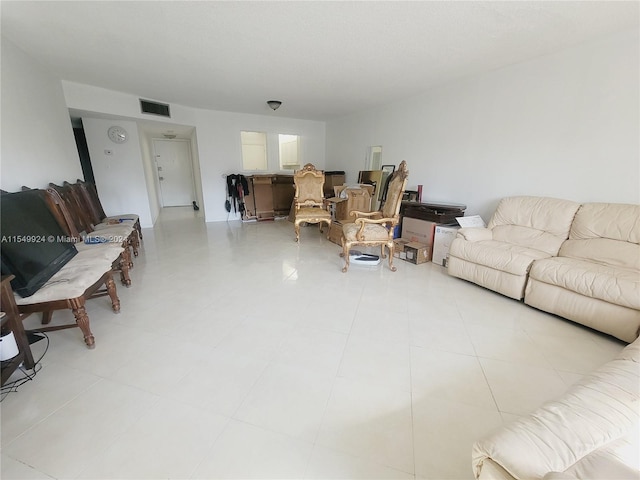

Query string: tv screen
[1,190,77,297]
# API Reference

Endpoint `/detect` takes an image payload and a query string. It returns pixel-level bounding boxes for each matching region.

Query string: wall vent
[140,99,171,117]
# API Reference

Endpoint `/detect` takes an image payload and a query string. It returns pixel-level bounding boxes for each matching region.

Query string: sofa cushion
[529,257,640,310]
[492,225,567,256]
[561,203,640,272]
[560,238,640,271]
[449,239,551,276]
[559,434,640,479]
[570,203,640,244]
[488,196,581,247]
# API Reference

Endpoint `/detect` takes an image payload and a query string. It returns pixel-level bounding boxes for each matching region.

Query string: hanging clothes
[226,174,249,214]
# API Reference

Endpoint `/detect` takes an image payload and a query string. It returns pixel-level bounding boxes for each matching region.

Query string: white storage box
[432,224,460,267]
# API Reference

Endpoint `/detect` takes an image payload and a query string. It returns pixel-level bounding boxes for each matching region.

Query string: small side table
[1,275,35,386]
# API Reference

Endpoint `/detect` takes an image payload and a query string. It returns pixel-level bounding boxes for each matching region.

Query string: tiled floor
[1,207,626,479]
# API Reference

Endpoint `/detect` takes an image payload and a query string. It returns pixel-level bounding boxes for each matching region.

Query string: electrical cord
[0,332,49,402]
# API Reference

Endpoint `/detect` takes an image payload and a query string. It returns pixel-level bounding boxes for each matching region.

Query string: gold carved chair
[293,163,332,242]
[340,160,409,272]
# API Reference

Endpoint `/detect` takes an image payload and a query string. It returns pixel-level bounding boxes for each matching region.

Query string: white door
[153,139,195,207]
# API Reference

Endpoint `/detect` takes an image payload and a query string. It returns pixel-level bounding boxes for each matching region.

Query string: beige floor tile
[479,357,569,415]
[338,336,412,392]
[233,362,335,441]
[2,379,159,479]
[305,445,415,479]
[77,397,228,479]
[192,420,313,479]
[412,396,503,479]
[411,346,497,409]
[316,377,414,474]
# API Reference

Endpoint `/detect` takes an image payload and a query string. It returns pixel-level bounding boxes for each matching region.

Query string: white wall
[0,37,82,191]
[137,129,162,224]
[191,109,326,221]
[81,118,154,228]
[326,29,640,221]
[63,82,326,222]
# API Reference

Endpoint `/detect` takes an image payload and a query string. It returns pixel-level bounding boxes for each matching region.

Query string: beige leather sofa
[525,202,640,343]
[472,336,640,480]
[448,197,640,343]
[448,196,581,300]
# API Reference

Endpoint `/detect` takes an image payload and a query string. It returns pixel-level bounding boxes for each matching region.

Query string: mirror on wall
[367,145,382,170]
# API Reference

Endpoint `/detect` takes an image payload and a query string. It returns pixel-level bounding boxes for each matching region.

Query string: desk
[1,276,35,385]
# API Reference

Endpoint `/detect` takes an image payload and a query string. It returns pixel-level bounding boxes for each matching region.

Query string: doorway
[152,139,196,207]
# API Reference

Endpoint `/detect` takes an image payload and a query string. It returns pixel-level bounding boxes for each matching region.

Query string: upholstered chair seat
[342,221,390,242]
[83,225,132,244]
[296,206,331,223]
[74,243,126,264]
[94,217,137,229]
[14,258,114,305]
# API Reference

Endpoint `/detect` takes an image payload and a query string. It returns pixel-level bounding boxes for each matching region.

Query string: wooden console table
[1,275,35,386]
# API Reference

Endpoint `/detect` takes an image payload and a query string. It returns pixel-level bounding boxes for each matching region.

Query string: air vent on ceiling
[140,99,171,118]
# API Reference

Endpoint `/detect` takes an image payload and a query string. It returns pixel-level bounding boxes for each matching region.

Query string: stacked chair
[72,179,142,243]
[1,181,143,348]
[49,182,140,259]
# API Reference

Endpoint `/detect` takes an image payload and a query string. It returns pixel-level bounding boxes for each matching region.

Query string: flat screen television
[1,190,77,297]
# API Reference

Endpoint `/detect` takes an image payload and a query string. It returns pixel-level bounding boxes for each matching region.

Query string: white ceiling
[2,1,638,121]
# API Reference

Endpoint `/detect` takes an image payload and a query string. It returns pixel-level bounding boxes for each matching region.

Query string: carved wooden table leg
[129,235,139,257]
[133,231,140,252]
[41,310,53,324]
[121,241,134,268]
[106,274,120,313]
[118,252,132,287]
[70,301,95,349]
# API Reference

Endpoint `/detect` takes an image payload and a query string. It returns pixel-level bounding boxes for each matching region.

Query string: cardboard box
[404,241,431,264]
[328,221,343,246]
[333,184,375,198]
[323,172,346,198]
[401,217,436,245]
[325,185,374,222]
[393,238,411,259]
[432,224,461,267]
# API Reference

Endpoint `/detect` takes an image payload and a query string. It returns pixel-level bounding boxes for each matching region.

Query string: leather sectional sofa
[447,196,640,343]
[472,335,640,479]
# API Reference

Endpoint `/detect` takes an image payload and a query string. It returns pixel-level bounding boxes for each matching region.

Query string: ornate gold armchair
[293,163,332,242]
[340,160,409,272]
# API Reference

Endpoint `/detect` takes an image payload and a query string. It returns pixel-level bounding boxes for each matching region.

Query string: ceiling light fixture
[267,100,282,111]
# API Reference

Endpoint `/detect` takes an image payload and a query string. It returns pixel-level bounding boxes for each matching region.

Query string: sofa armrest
[456,227,492,242]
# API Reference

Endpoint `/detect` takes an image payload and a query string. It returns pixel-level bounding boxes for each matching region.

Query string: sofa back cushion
[560,203,640,270]
[488,196,581,255]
